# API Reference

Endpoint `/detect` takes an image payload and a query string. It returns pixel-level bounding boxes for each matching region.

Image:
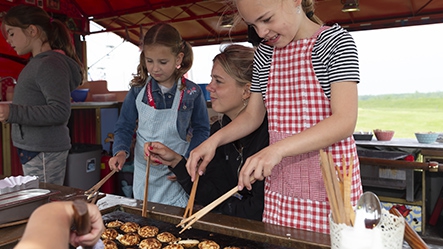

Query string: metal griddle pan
[100,204,330,249]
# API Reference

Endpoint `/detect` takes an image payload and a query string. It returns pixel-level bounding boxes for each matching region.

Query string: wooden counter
[0,183,330,249]
[356,138,443,150]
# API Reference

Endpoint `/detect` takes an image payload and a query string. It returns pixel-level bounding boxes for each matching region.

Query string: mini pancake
[101,228,118,240]
[138,238,162,249]
[156,231,177,243]
[198,240,220,249]
[120,221,140,233]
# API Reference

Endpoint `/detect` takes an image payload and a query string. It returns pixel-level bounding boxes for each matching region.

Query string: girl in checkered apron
[186,0,363,233]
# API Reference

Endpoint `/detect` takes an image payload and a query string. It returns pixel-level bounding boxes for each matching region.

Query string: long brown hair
[1,4,85,79]
[131,23,193,88]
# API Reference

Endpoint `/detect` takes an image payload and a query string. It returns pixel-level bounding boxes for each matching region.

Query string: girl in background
[186,0,363,233]
[146,44,268,221]
[0,5,84,185]
[109,23,210,207]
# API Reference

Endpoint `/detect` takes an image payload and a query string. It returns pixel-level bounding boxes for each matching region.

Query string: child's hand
[0,103,10,123]
[145,142,182,168]
[109,151,126,171]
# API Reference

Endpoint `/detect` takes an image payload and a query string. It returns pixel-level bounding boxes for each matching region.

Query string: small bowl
[373,129,395,141]
[415,132,439,144]
[71,89,89,102]
[353,132,373,141]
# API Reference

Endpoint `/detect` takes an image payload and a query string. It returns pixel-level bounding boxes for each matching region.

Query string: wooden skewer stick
[328,152,347,225]
[183,174,200,219]
[389,207,429,249]
[142,143,152,217]
[177,186,239,234]
[320,150,341,224]
[343,155,355,226]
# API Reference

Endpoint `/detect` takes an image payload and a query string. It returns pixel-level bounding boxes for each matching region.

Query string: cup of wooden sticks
[320,150,405,249]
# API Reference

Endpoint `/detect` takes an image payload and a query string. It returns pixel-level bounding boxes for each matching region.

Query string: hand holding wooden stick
[142,142,152,217]
[177,186,239,234]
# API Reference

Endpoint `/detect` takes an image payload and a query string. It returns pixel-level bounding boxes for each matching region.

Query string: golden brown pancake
[120,221,140,233]
[102,239,118,249]
[198,240,220,249]
[106,220,124,228]
[101,228,118,240]
[117,232,140,246]
[163,244,184,249]
[156,231,177,243]
[138,238,162,249]
[175,239,199,248]
[138,225,159,238]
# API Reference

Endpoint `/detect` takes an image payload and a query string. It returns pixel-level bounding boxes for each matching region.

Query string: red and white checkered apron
[263,29,363,234]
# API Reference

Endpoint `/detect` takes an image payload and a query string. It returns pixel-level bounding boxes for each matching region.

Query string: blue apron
[133,77,189,207]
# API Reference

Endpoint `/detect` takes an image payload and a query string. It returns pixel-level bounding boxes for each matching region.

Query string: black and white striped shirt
[251,24,360,99]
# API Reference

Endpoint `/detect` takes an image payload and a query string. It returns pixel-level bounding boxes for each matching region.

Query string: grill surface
[102,210,291,249]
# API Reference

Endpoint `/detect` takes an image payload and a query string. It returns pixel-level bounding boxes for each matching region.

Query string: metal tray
[100,204,331,249]
[0,188,60,225]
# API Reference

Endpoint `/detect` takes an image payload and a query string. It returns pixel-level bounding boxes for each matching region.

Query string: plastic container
[64,144,102,190]
[92,93,116,102]
[353,132,373,141]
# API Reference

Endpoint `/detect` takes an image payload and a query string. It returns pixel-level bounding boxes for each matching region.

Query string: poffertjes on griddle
[102,239,118,249]
[102,219,237,249]
[163,244,184,249]
[106,220,124,228]
[198,240,220,249]
[156,231,177,243]
[138,225,159,238]
[101,228,118,240]
[120,221,140,233]
[117,232,140,246]
[138,238,162,249]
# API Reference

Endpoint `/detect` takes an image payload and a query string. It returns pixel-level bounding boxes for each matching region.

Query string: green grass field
[355,92,443,138]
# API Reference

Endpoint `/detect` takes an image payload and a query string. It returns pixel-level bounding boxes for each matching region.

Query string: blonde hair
[131,23,193,88]
[214,44,255,117]
[213,44,254,88]
[227,0,323,30]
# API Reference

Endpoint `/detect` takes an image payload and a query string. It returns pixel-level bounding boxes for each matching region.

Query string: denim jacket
[113,77,210,158]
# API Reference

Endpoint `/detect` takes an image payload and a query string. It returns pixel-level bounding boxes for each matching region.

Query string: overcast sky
[86,22,443,96]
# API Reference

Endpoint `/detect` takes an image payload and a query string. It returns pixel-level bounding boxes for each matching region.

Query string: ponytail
[2,5,85,80]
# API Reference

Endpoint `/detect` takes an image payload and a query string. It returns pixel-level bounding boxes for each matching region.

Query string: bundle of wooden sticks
[320,149,355,226]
